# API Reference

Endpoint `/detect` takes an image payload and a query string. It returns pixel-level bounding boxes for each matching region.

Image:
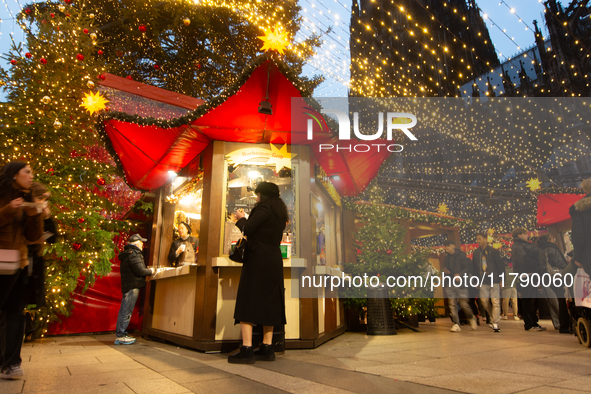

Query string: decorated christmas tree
[343,186,436,319]
[0,1,138,336]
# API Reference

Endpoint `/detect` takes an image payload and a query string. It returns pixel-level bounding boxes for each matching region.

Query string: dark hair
[538,234,550,243]
[179,221,191,235]
[0,161,27,199]
[475,232,487,239]
[443,240,455,247]
[512,227,528,239]
[254,182,289,224]
[30,182,48,198]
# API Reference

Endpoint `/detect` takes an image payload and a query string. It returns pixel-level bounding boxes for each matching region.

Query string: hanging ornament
[40,58,47,65]
[10,59,17,65]
[53,119,62,129]
[126,75,133,80]
[81,91,109,115]
[24,8,32,14]
[138,25,147,33]
[258,24,290,54]
[195,63,201,69]
[86,80,95,89]
[90,32,97,40]
[41,96,51,104]
[65,0,72,3]
[97,74,106,80]
[76,54,84,61]
[154,64,160,70]
[25,52,32,59]
[50,13,55,18]
[183,18,191,26]
[83,28,89,34]
[97,49,103,55]
[78,218,85,223]
[89,13,94,19]
[97,178,106,186]
[58,5,65,12]
[46,168,54,176]
[72,243,82,251]
[526,178,542,191]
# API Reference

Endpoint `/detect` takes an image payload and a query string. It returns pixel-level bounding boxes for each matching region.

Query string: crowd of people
[443,178,591,334]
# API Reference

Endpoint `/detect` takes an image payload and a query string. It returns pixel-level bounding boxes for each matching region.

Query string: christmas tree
[0,1,138,336]
[343,186,435,319]
[88,0,324,98]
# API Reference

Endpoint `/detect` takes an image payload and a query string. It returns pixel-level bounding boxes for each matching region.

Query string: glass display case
[222,146,294,257]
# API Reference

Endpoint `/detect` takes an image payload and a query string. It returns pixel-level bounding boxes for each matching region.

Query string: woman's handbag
[229,234,248,263]
[0,249,21,275]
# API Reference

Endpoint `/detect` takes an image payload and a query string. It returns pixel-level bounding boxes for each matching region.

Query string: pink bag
[0,249,21,275]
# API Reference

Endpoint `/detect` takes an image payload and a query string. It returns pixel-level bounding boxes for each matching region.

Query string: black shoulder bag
[229,231,248,263]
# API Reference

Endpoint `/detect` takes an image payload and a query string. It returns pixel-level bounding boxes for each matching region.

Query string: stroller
[568,266,591,347]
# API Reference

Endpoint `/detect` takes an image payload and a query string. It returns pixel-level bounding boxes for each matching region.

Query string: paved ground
[2,318,591,394]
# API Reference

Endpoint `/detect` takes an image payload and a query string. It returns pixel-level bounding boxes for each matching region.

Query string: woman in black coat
[228,182,288,364]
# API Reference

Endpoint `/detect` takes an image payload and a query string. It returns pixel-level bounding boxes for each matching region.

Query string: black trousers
[0,269,28,370]
[519,283,539,330]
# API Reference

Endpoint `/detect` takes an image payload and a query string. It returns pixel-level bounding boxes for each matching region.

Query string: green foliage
[391,298,440,319]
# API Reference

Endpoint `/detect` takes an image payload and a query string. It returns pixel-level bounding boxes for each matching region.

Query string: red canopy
[98,55,390,196]
[537,193,584,227]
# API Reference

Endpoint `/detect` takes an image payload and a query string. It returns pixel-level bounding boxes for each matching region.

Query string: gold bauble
[183,18,191,26]
[41,96,51,104]
[87,80,95,89]
[90,32,97,40]
[58,5,65,12]
[89,13,95,19]
[53,119,62,129]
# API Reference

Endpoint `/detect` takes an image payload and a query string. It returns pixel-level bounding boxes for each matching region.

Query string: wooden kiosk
[98,55,391,351]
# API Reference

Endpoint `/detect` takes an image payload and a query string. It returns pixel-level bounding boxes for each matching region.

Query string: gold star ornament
[81,91,109,115]
[437,203,449,214]
[526,178,542,191]
[258,25,289,54]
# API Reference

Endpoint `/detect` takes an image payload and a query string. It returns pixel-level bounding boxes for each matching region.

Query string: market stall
[98,54,392,351]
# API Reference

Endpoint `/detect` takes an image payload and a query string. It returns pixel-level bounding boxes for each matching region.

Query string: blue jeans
[115,288,140,337]
[446,287,474,325]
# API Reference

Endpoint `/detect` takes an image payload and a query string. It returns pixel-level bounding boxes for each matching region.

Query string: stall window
[311,192,339,267]
[164,176,203,267]
[223,155,294,257]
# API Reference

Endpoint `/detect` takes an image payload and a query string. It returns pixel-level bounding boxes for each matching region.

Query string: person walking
[0,161,44,380]
[115,234,154,345]
[229,182,288,364]
[472,232,504,332]
[501,256,520,321]
[537,234,569,332]
[570,178,591,275]
[442,240,477,332]
[512,228,546,331]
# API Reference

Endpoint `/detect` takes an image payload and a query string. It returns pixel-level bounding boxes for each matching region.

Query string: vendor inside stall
[168,221,199,267]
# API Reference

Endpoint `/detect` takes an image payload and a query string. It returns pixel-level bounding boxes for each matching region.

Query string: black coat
[472,245,505,283]
[234,203,286,326]
[167,236,199,267]
[511,238,540,274]
[443,249,472,288]
[118,244,152,295]
[570,195,591,274]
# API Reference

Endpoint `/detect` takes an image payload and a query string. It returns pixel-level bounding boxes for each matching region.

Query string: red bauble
[40,58,47,65]
[97,178,106,185]
[25,52,32,59]
[50,13,55,18]
[195,63,201,69]
[46,168,54,175]
[78,218,85,223]
[97,50,103,55]
[10,59,17,65]
[29,121,35,125]
[24,8,32,14]
[116,51,124,57]
[76,54,84,61]
[386,250,392,255]
[83,28,89,34]
[72,243,82,251]
[98,74,106,80]
[126,75,133,80]
[153,64,160,70]
[138,25,146,32]
[65,0,71,3]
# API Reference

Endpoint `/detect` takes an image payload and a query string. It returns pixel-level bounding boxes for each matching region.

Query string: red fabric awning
[98,55,390,196]
[537,193,584,227]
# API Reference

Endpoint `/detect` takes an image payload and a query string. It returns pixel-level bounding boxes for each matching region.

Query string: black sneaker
[228,346,255,364]
[254,343,276,361]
